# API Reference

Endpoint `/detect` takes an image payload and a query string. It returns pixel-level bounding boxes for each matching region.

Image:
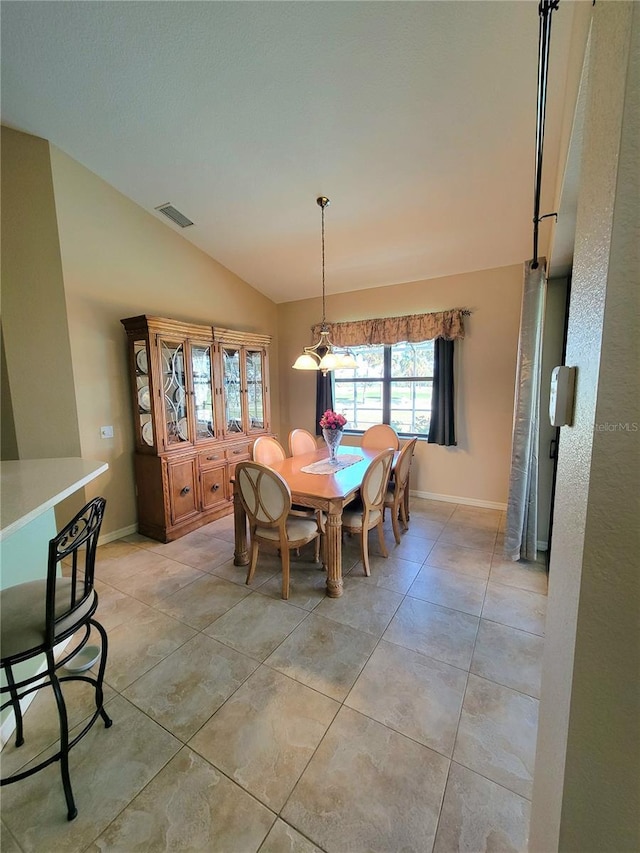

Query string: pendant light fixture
[292,197,358,374]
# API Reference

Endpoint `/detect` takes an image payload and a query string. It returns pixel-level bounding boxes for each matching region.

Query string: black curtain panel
[428,338,456,446]
[315,356,334,435]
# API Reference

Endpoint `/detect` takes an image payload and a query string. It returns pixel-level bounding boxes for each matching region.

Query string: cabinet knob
[206,455,220,461]
[211,483,220,492]
[180,486,191,496]
[233,449,243,455]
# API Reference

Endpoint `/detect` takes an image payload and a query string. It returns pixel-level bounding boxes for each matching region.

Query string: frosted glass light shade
[318,351,340,371]
[334,352,358,369]
[292,353,319,370]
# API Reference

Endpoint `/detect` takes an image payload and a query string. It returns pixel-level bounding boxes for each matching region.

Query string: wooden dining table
[233,445,398,598]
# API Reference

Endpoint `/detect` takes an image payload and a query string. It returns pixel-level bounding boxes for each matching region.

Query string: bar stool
[0,497,112,820]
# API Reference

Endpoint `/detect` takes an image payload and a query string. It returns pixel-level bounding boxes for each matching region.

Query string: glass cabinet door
[134,338,154,448]
[160,339,189,446]
[222,346,243,434]
[245,348,266,432]
[190,342,216,441]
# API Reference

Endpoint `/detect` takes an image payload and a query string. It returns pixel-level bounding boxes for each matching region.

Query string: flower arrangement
[319,409,347,431]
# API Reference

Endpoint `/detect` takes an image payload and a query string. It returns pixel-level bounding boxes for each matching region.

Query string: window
[333,341,434,436]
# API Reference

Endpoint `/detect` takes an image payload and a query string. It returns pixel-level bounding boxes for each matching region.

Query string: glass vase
[322,428,343,464]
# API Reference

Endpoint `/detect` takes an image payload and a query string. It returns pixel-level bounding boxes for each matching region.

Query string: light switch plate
[100,425,114,439]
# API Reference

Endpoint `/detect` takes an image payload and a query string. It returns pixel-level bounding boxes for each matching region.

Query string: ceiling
[1,1,583,304]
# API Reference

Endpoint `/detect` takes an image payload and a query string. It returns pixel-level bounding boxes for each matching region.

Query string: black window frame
[333,341,435,438]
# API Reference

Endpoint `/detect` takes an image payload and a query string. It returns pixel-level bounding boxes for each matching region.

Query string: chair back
[361,424,400,451]
[236,462,291,530]
[361,449,395,512]
[252,436,287,466]
[289,428,317,456]
[394,437,418,496]
[46,496,106,646]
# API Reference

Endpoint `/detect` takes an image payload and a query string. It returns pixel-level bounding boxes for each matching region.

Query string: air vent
[155,203,194,228]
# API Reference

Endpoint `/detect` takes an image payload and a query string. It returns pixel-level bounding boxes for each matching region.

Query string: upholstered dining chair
[383,437,418,544]
[361,423,400,451]
[288,428,317,456]
[342,448,395,576]
[0,497,112,821]
[252,435,287,466]
[236,462,323,599]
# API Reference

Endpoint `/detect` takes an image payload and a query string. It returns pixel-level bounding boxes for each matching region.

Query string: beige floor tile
[433,762,530,853]
[346,551,423,594]
[155,572,251,630]
[384,596,479,670]
[403,516,446,540]
[282,706,449,853]
[408,564,488,616]
[123,634,258,741]
[0,821,21,853]
[258,819,323,853]
[265,613,377,701]
[387,533,438,564]
[490,555,548,595]
[439,523,498,551]
[472,620,544,698]
[189,666,338,812]
[426,541,493,579]
[104,608,196,692]
[1,677,117,779]
[93,580,155,633]
[94,540,143,568]
[96,550,205,606]
[408,498,457,523]
[450,505,501,531]
[204,593,308,660]
[314,577,403,637]
[210,555,278,587]
[257,563,327,611]
[482,583,547,636]
[346,640,467,756]
[453,674,539,799]
[87,747,275,853]
[0,696,180,853]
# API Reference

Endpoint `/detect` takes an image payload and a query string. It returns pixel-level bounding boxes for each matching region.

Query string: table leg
[325,509,344,598]
[233,484,249,566]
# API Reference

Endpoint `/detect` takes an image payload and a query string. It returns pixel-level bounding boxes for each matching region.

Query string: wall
[1,128,82,467]
[530,3,639,851]
[277,264,522,506]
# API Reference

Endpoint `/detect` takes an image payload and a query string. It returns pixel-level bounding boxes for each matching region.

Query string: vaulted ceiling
[1,1,586,303]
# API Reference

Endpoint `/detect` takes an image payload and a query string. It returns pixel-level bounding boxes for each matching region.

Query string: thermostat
[549,366,576,427]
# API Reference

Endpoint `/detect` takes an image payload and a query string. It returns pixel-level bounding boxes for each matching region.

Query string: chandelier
[292,197,357,374]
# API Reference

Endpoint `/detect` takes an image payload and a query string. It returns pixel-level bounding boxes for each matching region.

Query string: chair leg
[391,504,402,544]
[48,653,77,821]
[90,619,113,729]
[5,663,24,748]
[246,539,259,585]
[360,528,370,577]
[281,547,291,600]
[314,532,321,564]
[377,521,388,558]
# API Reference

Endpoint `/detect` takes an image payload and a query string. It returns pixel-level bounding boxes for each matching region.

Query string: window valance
[312,309,465,347]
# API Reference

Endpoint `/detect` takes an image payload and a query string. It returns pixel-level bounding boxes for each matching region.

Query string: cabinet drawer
[225,443,251,461]
[167,458,199,525]
[201,467,227,510]
[198,448,225,470]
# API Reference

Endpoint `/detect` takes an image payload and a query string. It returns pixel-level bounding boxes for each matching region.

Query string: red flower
[319,409,347,430]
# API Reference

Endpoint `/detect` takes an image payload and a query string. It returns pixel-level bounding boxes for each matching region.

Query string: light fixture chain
[321,201,326,326]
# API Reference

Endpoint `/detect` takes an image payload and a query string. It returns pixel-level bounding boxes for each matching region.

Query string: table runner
[301,454,364,475]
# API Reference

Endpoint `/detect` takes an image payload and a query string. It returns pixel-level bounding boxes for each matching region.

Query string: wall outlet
[100,425,114,439]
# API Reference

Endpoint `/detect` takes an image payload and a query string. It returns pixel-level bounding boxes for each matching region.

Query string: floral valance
[312,309,465,347]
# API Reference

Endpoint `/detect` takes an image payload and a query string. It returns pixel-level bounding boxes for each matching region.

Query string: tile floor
[1,498,547,853]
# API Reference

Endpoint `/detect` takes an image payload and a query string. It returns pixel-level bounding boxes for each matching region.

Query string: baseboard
[410,490,507,512]
[537,540,549,551]
[98,523,138,546]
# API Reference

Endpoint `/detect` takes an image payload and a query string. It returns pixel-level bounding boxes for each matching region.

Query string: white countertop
[0,458,109,541]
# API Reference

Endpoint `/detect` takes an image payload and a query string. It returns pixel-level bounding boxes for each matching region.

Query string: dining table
[233,445,399,598]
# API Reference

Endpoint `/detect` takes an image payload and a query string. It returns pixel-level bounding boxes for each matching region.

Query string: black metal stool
[1,496,112,820]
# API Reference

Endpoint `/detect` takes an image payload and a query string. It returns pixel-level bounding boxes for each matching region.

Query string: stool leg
[90,620,113,728]
[5,664,24,748]
[48,654,77,821]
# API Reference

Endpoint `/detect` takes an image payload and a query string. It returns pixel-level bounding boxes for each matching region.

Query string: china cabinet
[121,315,272,541]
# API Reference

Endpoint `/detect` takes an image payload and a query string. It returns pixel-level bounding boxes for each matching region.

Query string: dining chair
[383,437,418,543]
[342,448,395,576]
[236,462,323,599]
[0,497,112,821]
[288,428,317,456]
[361,423,400,451]
[252,435,287,465]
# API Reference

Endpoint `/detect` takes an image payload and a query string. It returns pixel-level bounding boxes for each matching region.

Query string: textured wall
[530,3,639,850]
